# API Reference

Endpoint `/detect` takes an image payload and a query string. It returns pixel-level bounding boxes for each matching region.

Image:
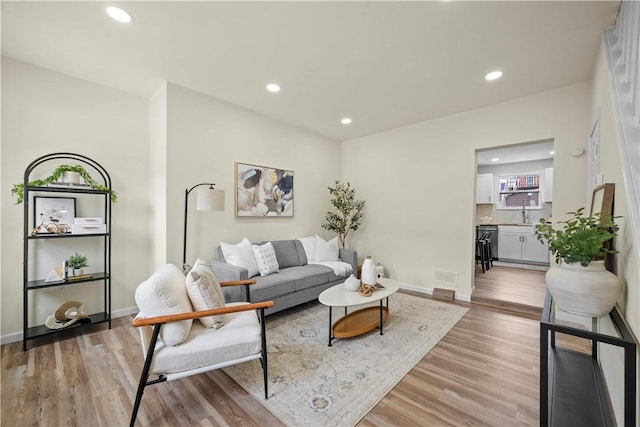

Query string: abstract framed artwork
[33,196,76,234]
[235,161,294,218]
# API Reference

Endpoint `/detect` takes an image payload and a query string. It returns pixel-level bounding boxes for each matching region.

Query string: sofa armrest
[339,248,358,274]
[205,260,248,282]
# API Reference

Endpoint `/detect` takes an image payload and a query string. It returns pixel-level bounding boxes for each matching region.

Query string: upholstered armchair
[130,263,273,426]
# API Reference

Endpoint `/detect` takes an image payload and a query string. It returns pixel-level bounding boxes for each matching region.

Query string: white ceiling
[1,1,620,141]
[476,140,555,166]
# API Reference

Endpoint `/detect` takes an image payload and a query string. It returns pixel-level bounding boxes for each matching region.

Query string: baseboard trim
[0,306,139,345]
[398,283,471,302]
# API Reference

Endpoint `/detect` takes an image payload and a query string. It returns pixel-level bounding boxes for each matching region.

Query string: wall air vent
[433,269,458,286]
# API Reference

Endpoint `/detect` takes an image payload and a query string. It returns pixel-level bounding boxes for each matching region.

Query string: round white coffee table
[318,278,399,346]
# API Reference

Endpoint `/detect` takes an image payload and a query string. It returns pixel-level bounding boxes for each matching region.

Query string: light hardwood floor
[2,290,547,427]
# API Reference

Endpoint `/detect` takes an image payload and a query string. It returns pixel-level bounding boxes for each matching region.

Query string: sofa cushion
[252,242,280,276]
[220,237,259,278]
[297,236,316,263]
[315,235,339,261]
[135,264,193,346]
[268,240,302,268]
[186,259,226,329]
[285,266,331,291]
[251,274,295,301]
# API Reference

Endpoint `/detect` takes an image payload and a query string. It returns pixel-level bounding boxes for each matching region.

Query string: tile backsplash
[476,203,552,224]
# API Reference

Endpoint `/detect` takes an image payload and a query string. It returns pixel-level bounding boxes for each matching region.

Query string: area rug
[223,292,468,426]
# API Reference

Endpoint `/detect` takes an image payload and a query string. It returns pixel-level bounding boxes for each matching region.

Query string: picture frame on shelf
[234,161,294,218]
[33,196,76,234]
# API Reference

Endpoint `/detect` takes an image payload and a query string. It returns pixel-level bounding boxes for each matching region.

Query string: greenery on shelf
[12,164,117,204]
[322,180,365,248]
[534,208,618,267]
[67,252,89,270]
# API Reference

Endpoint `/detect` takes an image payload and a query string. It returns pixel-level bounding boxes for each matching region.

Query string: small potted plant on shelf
[11,164,118,204]
[67,252,89,277]
[534,208,621,317]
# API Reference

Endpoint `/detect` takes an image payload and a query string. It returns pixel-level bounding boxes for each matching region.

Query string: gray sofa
[207,239,357,315]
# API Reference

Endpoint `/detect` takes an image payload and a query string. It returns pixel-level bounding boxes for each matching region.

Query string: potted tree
[535,208,621,317]
[67,252,89,277]
[322,180,365,249]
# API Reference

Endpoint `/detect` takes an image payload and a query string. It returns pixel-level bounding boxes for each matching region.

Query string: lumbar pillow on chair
[186,259,226,329]
[135,264,193,346]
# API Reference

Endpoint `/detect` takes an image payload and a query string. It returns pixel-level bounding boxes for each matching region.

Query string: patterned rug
[223,292,468,426]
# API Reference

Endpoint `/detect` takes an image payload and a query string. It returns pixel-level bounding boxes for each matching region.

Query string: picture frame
[590,183,615,272]
[33,196,76,234]
[235,161,294,218]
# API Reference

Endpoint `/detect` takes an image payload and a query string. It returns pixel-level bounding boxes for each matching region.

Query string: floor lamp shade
[196,188,225,211]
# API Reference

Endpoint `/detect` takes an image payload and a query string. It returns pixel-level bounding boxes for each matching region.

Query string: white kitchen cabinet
[544,168,553,202]
[498,225,549,263]
[476,173,494,204]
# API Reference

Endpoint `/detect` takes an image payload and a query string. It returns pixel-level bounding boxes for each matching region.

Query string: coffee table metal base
[328,298,389,346]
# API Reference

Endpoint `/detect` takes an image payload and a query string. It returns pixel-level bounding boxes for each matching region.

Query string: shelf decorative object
[12,163,118,204]
[535,207,621,317]
[67,252,89,277]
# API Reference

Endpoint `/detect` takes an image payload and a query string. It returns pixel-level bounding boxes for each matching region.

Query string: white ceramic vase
[344,274,361,292]
[545,260,621,318]
[361,256,377,286]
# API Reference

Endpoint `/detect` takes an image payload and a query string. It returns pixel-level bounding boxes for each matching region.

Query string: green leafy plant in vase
[11,164,117,204]
[534,208,621,317]
[322,180,365,249]
[67,252,89,277]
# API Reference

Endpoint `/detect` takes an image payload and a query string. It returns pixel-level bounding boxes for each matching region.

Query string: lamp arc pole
[183,183,217,273]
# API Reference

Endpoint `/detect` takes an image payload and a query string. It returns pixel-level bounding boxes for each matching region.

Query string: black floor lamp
[183,183,225,273]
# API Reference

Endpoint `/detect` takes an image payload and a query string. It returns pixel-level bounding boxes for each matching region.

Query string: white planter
[361,256,377,285]
[545,260,621,318]
[62,171,81,185]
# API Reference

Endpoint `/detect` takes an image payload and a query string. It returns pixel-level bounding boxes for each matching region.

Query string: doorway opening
[473,140,554,316]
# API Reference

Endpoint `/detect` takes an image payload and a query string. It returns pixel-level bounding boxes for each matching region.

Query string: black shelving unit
[22,153,112,351]
[540,292,636,426]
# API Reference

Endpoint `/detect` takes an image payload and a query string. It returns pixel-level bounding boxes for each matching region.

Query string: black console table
[540,292,636,426]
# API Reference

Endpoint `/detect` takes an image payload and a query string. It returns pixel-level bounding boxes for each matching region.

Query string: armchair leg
[130,324,162,427]
[259,308,268,399]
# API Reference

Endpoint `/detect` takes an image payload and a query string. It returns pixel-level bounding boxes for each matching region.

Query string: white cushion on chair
[149,303,262,375]
[186,259,226,329]
[135,264,193,346]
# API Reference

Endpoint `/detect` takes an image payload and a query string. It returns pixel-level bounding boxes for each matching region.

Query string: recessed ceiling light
[485,71,503,81]
[106,6,133,23]
[549,150,555,155]
[341,117,352,125]
[266,83,280,93]
[491,158,500,162]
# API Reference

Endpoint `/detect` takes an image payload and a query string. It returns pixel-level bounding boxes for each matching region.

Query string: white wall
[1,58,150,338]
[591,42,640,426]
[160,83,342,268]
[342,83,591,298]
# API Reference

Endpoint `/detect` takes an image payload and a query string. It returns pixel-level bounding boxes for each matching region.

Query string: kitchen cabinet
[498,225,549,263]
[544,168,553,202]
[476,173,494,204]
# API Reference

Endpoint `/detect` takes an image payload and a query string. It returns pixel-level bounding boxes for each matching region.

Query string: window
[497,173,541,209]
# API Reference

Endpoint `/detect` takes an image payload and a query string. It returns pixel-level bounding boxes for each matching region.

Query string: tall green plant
[322,180,365,248]
[535,208,618,267]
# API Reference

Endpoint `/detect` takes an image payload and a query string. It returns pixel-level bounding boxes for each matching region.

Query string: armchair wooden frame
[130,279,273,427]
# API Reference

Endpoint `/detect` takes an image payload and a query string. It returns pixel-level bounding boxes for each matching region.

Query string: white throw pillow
[298,236,316,263]
[135,264,193,346]
[315,235,339,262]
[186,259,226,329]
[252,242,280,276]
[220,237,259,278]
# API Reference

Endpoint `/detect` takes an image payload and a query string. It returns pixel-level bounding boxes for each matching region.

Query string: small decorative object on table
[358,284,376,297]
[361,256,377,286]
[344,274,361,291]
